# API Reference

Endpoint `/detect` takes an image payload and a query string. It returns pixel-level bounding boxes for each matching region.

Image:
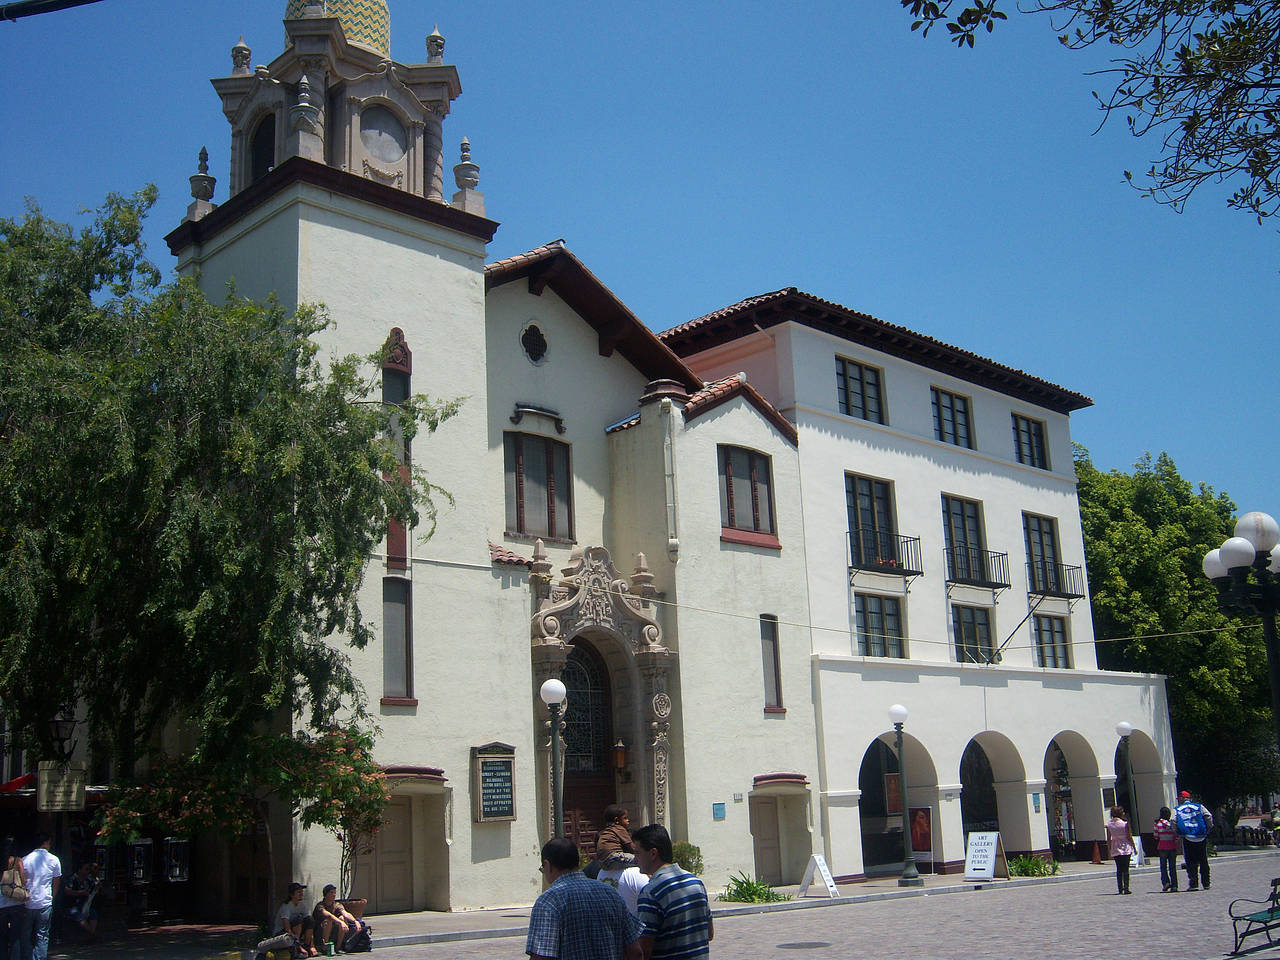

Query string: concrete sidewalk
[46,849,1274,959]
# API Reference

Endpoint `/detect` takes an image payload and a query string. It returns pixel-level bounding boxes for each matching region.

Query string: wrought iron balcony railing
[849,529,924,576]
[1026,559,1086,599]
[944,546,1011,589]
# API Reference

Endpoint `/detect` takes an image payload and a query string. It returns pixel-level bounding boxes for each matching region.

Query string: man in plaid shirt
[526,838,642,960]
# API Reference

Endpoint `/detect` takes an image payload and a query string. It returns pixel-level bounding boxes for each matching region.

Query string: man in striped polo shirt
[634,824,714,960]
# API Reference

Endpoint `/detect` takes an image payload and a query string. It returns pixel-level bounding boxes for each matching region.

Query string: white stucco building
[164,1,1174,916]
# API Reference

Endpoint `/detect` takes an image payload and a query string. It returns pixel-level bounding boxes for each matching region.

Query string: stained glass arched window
[563,644,610,774]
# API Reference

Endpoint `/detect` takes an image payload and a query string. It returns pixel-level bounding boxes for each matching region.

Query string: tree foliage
[901,0,1280,222]
[0,189,458,772]
[1074,445,1280,806]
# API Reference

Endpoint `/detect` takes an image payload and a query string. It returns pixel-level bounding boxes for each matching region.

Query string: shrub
[672,841,704,876]
[717,871,791,903]
[1007,854,1060,877]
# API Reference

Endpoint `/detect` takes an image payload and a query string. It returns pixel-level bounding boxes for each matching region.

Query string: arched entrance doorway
[960,732,1032,854]
[563,639,616,850]
[857,733,939,876]
[1043,731,1099,862]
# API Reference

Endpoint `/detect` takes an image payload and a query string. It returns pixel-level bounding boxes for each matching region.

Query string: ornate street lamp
[888,704,923,887]
[1203,511,1280,753]
[539,678,567,838]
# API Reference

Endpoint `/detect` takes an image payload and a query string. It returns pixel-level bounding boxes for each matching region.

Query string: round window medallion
[521,323,549,364]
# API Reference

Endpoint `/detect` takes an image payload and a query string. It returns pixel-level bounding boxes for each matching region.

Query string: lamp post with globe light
[539,678,568,838]
[1202,511,1280,754]
[888,704,923,887]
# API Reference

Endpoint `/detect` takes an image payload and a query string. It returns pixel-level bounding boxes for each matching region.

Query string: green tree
[0,188,458,774]
[901,1,1280,222]
[1074,445,1280,807]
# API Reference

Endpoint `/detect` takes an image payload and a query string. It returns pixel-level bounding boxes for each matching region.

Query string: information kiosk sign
[963,831,1009,880]
[471,742,517,823]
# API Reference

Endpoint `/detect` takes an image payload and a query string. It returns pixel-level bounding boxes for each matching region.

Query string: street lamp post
[1203,511,1280,754]
[888,704,923,887]
[539,678,567,839]
[1115,721,1139,854]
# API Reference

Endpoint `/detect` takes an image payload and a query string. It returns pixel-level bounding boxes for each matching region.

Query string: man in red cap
[1174,789,1214,890]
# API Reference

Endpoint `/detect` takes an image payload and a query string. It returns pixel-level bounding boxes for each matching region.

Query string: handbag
[1,866,29,902]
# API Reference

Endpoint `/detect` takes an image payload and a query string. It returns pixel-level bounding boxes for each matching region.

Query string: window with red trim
[718,445,775,536]
[383,577,413,701]
[504,432,574,540]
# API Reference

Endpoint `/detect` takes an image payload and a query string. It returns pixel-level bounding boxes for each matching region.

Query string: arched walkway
[1044,731,1102,861]
[1114,728,1163,847]
[960,732,1032,854]
[858,732,939,876]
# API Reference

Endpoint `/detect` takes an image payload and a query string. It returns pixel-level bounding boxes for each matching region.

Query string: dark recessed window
[522,324,548,364]
[1012,414,1048,469]
[505,432,573,539]
[953,605,994,663]
[1035,615,1071,668]
[250,113,276,183]
[836,356,885,424]
[383,577,413,699]
[932,387,973,448]
[718,446,775,535]
[1024,513,1063,593]
[760,615,783,710]
[855,594,906,658]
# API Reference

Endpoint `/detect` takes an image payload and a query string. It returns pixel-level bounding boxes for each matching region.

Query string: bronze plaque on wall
[472,742,516,823]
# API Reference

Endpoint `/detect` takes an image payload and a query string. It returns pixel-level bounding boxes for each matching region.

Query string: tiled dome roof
[285,0,390,56]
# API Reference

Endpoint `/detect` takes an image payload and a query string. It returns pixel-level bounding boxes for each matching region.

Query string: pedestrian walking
[1175,789,1214,891]
[634,824,713,959]
[1153,806,1179,892]
[19,833,61,960]
[1,837,28,960]
[525,837,642,960]
[1106,805,1135,895]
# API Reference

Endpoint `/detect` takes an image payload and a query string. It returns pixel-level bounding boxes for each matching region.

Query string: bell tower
[206,0,463,204]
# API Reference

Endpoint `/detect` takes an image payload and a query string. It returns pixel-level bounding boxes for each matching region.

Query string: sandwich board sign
[963,831,1009,880]
[797,854,840,898]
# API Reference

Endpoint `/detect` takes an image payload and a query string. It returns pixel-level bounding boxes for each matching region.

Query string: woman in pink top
[1106,805,1136,895]
[1153,805,1179,892]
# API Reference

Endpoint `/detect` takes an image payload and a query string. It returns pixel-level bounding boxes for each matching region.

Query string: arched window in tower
[250,113,277,183]
[562,643,611,775]
[383,328,412,571]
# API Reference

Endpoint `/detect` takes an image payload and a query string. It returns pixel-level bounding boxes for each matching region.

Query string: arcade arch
[857,732,939,876]
[960,732,1032,854]
[1044,731,1101,860]
[1114,728,1163,844]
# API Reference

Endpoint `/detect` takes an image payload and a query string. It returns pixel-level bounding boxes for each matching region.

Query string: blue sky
[2,1,1277,518]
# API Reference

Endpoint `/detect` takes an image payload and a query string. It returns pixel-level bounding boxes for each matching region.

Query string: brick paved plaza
[371,853,1280,960]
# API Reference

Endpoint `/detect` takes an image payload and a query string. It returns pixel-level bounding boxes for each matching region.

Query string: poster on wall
[909,806,933,862]
[884,773,902,815]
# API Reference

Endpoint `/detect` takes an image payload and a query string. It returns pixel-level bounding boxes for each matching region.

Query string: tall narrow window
[382,577,414,702]
[1012,414,1048,469]
[1034,615,1071,668]
[953,605,994,663]
[760,615,783,711]
[383,328,412,570]
[932,387,973,448]
[855,594,906,658]
[846,474,896,567]
[942,495,986,582]
[718,446,776,536]
[835,356,885,423]
[250,113,276,183]
[505,432,573,539]
[1024,513,1062,593]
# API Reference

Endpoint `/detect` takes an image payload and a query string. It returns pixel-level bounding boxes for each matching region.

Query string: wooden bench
[1229,877,1280,953]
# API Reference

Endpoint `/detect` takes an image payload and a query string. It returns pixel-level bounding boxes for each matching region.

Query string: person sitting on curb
[312,884,356,953]
[274,882,318,958]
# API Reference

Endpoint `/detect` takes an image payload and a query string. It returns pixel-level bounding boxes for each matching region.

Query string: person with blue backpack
[1174,789,1214,891]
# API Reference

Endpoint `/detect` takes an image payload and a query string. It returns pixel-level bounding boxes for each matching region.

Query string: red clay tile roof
[605,413,641,434]
[660,288,1092,414]
[682,374,798,446]
[489,542,531,567]
[486,243,701,393]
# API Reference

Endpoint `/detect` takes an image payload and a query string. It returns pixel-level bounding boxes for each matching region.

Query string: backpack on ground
[343,919,372,953]
[1176,802,1207,840]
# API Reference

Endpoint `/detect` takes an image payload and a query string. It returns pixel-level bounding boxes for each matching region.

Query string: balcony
[849,529,924,576]
[944,546,1011,589]
[1026,560,1086,599]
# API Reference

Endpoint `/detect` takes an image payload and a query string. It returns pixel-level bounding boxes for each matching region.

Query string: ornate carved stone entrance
[530,542,675,841]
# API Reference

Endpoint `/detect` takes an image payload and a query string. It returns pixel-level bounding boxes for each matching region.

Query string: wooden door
[750,796,782,884]
[355,796,413,913]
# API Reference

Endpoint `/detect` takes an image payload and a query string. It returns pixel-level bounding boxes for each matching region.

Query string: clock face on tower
[360,106,408,164]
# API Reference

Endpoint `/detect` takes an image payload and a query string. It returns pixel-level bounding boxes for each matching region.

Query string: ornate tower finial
[231,36,252,76]
[426,25,445,64]
[454,137,479,190]
[185,147,217,222]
